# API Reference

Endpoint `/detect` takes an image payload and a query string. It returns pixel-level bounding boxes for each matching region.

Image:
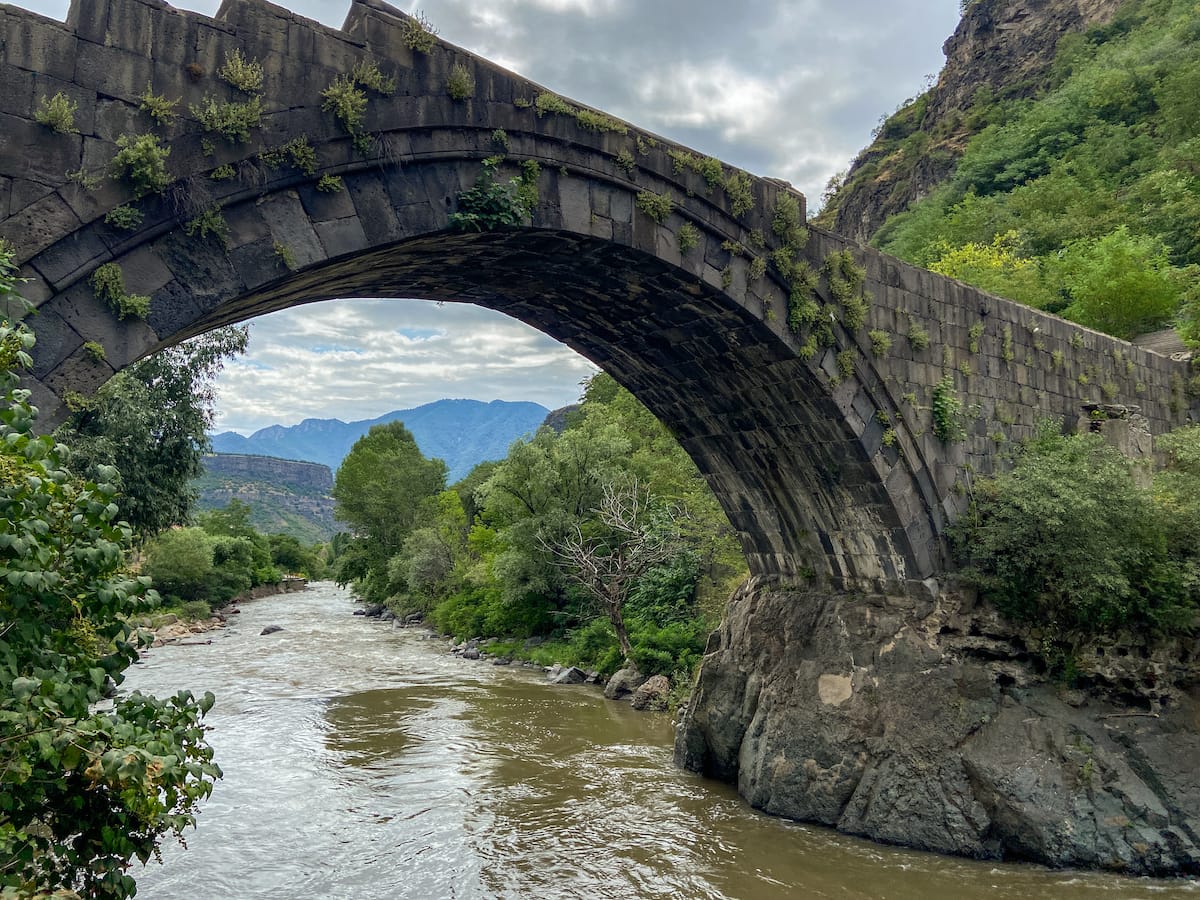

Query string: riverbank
[136,576,309,646]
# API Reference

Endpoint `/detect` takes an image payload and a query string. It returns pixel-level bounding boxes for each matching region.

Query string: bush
[143,527,215,602]
[954,424,1199,643]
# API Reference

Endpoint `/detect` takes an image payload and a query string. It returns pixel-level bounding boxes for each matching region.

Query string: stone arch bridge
[1,0,1194,594]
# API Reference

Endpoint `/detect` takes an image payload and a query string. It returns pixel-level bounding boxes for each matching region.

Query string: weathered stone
[603,667,647,700]
[677,582,1200,876]
[630,674,671,711]
[549,666,587,685]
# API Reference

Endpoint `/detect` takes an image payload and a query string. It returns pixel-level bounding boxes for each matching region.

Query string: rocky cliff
[817,0,1124,243]
[193,454,337,543]
[676,580,1199,875]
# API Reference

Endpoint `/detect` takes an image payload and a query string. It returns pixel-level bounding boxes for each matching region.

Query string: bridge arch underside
[22,164,936,589]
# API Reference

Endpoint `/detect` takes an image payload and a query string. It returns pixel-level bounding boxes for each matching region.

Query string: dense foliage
[833,0,1200,341]
[0,312,219,896]
[953,422,1200,656]
[57,326,249,537]
[337,374,746,679]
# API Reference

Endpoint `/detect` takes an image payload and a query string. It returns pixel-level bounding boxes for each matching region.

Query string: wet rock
[260,624,284,635]
[604,667,647,700]
[353,609,365,616]
[363,604,385,618]
[585,670,603,685]
[550,666,587,685]
[461,648,481,660]
[492,657,512,666]
[404,613,423,625]
[676,581,1200,876]
[380,609,396,622]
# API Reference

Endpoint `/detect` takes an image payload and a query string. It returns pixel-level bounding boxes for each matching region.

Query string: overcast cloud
[18,0,961,433]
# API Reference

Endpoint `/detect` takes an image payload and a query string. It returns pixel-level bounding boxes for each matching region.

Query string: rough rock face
[823,0,1124,243]
[676,579,1199,875]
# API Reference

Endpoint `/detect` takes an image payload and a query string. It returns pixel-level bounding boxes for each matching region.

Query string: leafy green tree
[142,526,216,602]
[57,326,248,537]
[0,314,220,899]
[332,421,447,602]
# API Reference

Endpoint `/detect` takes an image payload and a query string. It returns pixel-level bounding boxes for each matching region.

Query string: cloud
[17,0,962,432]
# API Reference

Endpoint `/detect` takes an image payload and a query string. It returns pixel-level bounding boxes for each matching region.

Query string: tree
[331,421,447,602]
[0,311,220,898]
[544,480,683,662]
[57,326,248,537]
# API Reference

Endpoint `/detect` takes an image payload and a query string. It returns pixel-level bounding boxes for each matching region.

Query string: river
[124,583,1196,899]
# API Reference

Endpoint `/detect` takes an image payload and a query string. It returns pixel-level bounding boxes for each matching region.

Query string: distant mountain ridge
[211,398,550,483]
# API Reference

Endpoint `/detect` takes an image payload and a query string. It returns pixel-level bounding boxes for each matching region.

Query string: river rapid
[124,583,1196,899]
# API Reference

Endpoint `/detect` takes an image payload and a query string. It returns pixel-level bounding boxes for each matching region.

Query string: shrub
[352,59,396,95]
[190,95,262,143]
[219,48,263,94]
[260,136,318,175]
[907,320,931,350]
[868,329,892,356]
[139,85,178,125]
[35,91,78,133]
[89,263,151,320]
[635,190,673,223]
[104,204,143,231]
[322,74,368,138]
[448,158,533,231]
[954,426,1198,644]
[725,171,754,216]
[447,63,475,101]
[183,205,229,248]
[110,133,172,197]
[317,174,344,193]
[678,222,700,253]
[144,527,215,602]
[931,373,966,442]
[401,10,438,52]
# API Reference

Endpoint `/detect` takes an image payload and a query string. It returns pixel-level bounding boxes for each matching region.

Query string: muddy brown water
[124,583,1197,899]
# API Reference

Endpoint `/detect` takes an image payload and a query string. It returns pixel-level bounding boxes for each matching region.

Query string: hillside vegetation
[819,0,1200,342]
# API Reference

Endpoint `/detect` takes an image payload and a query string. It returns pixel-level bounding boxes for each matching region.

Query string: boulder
[260,625,284,635]
[352,609,366,616]
[675,582,1200,876]
[363,604,384,618]
[461,647,481,660]
[604,667,647,700]
[550,666,588,685]
[631,675,671,711]
[492,657,513,666]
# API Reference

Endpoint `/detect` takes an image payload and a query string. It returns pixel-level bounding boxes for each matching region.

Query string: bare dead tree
[541,479,682,663]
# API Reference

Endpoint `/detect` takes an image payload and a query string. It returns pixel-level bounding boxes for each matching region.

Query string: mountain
[211,398,551,483]
[815,0,1199,342]
[192,454,337,544]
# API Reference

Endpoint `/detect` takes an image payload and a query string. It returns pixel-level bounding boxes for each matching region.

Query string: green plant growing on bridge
[968,321,985,354]
[771,193,806,249]
[835,349,856,383]
[90,263,150,320]
[636,190,673,224]
[748,256,767,281]
[615,148,635,174]
[448,157,534,231]
[492,128,510,151]
[220,48,264,94]
[724,171,754,217]
[317,174,344,193]
[260,136,318,176]
[322,74,369,149]
[139,85,179,125]
[352,59,397,95]
[401,10,438,52]
[34,91,78,134]
[274,241,297,270]
[210,163,236,180]
[1001,324,1015,363]
[104,204,143,231]
[67,167,102,191]
[669,150,724,191]
[190,94,263,143]
[720,265,733,290]
[931,373,966,442]
[787,292,820,334]
[678,222,700,254]
[534,92,628,135]
[447,63,475,101]
[110,133,172,198]
[184,204,229,248]
[907,318,931,350]
[82,340,106,362]
[823,250,869,331]
[868,329,892,357]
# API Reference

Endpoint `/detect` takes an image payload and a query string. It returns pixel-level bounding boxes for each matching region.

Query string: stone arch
[3,0,1193,592]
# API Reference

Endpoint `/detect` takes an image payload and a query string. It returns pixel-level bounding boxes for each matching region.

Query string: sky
[20,0,962,434]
